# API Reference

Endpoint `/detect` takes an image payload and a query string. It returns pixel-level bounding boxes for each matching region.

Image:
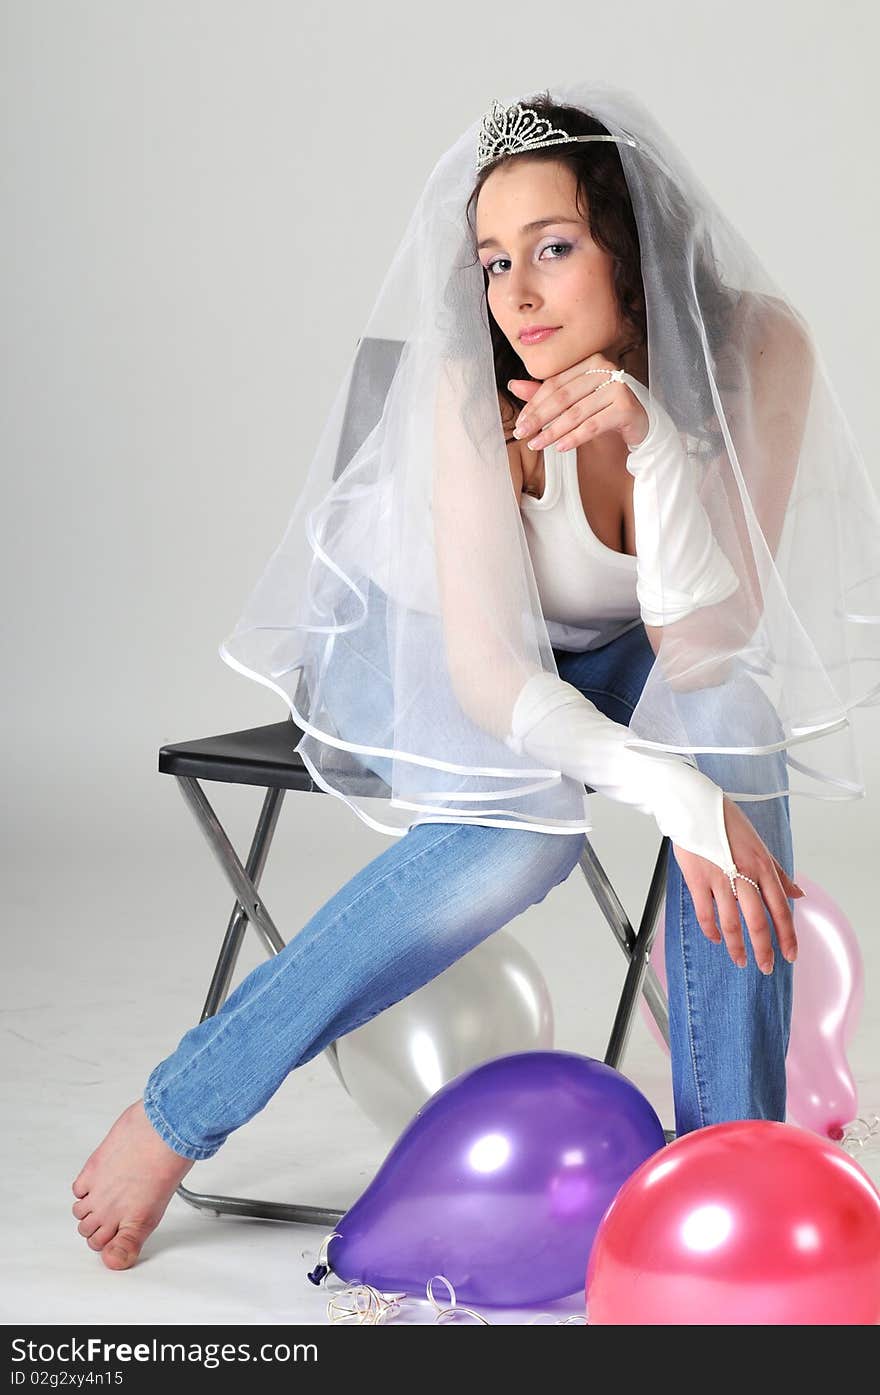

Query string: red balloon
[585,1120,880,1325]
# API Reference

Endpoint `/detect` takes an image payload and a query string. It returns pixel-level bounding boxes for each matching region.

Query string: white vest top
[519,439,643,652]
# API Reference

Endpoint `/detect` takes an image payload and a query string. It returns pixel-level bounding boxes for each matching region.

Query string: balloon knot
[307,1263,330,1286]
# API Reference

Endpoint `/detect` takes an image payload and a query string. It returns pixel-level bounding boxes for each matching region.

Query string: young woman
[71,88,880,1272]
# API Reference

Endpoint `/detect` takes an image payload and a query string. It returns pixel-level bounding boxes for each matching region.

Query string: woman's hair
[463,92,737,449]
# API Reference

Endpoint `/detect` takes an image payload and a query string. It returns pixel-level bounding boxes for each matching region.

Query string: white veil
[219,80,880,838]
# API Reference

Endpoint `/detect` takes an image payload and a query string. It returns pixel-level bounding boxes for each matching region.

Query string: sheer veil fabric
[219,80,880,839]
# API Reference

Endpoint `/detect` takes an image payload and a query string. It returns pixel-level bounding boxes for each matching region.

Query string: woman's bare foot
[71,1099,197,1269]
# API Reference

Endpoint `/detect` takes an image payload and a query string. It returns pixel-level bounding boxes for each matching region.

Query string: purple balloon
[323,1050,667,1307]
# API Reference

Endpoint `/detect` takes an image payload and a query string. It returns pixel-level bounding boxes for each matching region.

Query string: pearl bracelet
[728,868,761,901]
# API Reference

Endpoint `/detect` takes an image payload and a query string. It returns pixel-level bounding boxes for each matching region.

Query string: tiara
[476,98,639,174]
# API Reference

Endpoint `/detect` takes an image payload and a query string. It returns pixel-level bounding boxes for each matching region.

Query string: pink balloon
[639,873,864,1140]
[585,1120,880,1325]
[786,872,864,1140]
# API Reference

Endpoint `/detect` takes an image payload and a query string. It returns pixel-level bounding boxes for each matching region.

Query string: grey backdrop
[3,0,878,1325]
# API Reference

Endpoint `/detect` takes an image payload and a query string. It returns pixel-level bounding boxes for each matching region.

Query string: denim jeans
[143,599,794,1159]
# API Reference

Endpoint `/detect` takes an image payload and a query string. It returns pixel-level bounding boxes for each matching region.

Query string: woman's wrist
[630,749,736,877]
[505,670,737,879]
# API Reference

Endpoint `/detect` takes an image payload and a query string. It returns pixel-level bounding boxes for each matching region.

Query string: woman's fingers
[523,397,619,452]
[724,875,777,973]
[712,877,752,969]
[714,860,798,973]
[771,853,805,902]
[757,862,799,962]
[689,879,723,945]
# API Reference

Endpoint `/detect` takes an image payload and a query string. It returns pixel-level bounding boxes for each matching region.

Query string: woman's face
[475,157,629,379]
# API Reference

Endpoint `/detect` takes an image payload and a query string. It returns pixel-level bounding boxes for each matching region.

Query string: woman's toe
[101,1227,146,1270]
[87,1224,119,1251]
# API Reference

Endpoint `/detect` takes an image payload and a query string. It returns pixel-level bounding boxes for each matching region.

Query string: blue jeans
[143,605,794,1158]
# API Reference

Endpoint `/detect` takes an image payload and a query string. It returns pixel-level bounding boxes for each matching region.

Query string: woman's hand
[673,795,803,975]
[508,352,650,454]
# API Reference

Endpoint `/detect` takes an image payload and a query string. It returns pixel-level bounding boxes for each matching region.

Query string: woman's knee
[429,822,585,930]
[674,663,787,750]
[536,828,587,890]
[485,826,586,916]
[670,664,790,800]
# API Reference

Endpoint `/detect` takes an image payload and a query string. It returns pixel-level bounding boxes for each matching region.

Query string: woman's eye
[542,242,571,261]
[486,242,571,277]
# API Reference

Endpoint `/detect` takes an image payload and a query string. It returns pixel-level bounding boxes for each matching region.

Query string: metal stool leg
[578,834,676,1143]
[168,775,345,1225]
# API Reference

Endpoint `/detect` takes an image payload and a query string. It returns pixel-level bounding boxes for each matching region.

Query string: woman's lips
[519,326,560,345]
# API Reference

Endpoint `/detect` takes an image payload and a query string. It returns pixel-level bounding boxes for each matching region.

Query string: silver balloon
[323,930,554,1139]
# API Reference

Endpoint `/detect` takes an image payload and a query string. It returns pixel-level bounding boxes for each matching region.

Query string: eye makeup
[484,239,575,276]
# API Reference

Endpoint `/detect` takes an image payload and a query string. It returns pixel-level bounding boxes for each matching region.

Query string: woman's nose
[506,272,539,311]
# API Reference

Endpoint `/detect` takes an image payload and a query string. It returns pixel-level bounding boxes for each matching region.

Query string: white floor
[4,784,879,1327]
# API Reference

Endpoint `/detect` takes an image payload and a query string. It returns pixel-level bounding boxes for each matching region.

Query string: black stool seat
[159,717,389,799]
[159,719,316,791]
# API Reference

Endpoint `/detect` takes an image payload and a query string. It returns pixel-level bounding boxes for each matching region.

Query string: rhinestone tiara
[476,97,639,174]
